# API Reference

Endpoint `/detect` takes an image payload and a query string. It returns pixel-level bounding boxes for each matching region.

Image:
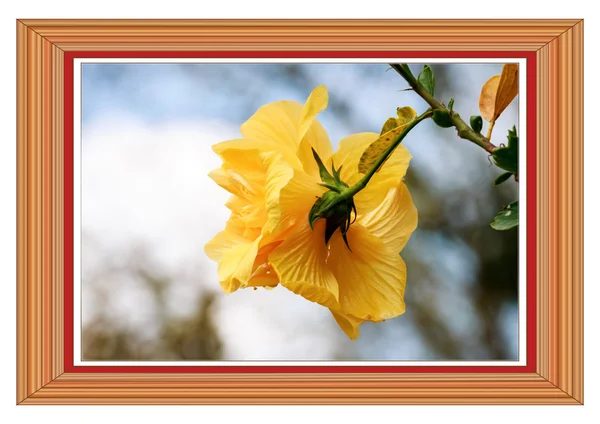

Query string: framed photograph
[16,19,583,405]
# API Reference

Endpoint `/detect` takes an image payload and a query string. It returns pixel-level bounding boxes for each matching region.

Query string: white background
[0,1,597,422]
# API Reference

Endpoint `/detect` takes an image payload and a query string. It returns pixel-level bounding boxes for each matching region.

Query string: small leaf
[379,106,417,135]
[479,64,519,122]
[418,65,435,96]
[380,117,399,135]
[490,201,518,230]
[432,109,453,128]
[492,126,518,174]
[470,115,483,133]
[494,172,513,186]
[448,98,454,111]
[359,126,405,174]
[360,107,417,174]
[396,106,417,126]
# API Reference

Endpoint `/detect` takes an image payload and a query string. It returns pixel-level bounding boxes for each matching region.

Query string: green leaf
[448,98,454,111]
[494,172,513,186]
[490,201,518,230]
[492,126,518,173]
[432,109,453,128]
[418,65,435,96]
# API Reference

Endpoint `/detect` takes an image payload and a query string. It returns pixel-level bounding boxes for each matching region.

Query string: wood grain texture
[15,19,583,405]
[17,19,581,51]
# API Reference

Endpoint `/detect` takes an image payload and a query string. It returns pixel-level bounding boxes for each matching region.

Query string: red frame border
[63,51,536,374]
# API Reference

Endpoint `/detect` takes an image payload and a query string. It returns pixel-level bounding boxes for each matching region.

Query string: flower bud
[470,115,483,134]
[432,109,453,128]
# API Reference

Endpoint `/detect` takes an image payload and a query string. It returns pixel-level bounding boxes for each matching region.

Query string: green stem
[390,64,497,154]
[338,109,433,202]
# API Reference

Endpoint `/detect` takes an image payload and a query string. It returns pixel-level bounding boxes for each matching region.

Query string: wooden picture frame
[16,19,583,405]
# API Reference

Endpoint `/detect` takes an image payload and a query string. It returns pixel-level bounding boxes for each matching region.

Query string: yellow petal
[239,91,331,164]
[246,273,279,289]
[328,224,407,321]
[330,309,363,341]
[217,146,267,178]
[208,166,268,231]
[225,195,248,214]
[298,85,329,141]
[295,86,333,178]
[357,182,418,254]
[267,166,325,236]
[259,151,294,235]
[213,137,280,156]
[204,219,250,262]
[270,219,339,308]
[240,100,303,152]
[296,120,333,178]
[208,168,264,202]
[217,237,261,293]
[213,137,301,170]
[236,87,333,178]
[304,117,333,159]
[329,132,411,214]
[246,241,281,288]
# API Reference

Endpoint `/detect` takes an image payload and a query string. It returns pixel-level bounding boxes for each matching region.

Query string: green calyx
[308,148,357,250]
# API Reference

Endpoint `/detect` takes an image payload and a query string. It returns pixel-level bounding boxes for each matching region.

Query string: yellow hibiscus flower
[205,86,418,339]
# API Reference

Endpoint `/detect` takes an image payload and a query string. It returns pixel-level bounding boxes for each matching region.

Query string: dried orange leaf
[479,64,519,122]
[479,75,501,122]
[494,64,519,119]
[360,107,416,174]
